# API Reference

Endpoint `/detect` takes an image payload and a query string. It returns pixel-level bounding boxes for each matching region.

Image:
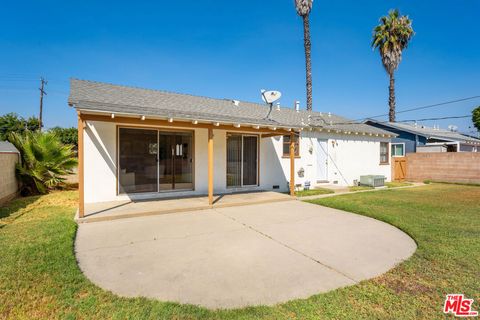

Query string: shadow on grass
[0,195,41,228]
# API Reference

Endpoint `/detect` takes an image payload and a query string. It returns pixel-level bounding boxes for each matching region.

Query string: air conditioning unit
[359,175,386,187]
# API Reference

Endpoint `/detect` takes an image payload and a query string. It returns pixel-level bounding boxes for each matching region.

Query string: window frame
[380,142,390,165]
[391,143,405,157]
[282,134,300,158]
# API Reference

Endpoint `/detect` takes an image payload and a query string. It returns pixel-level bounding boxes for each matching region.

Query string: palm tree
[9,131,78,195]
[372,9,414,122]
[294,0,314,111]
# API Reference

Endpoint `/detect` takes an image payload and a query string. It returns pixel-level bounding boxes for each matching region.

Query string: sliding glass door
[242,136,258,186]
[119,128,193,194]
[159,132,193,191]
[226,134,258,187]
[226,135,242,187]
[119,128,158,193]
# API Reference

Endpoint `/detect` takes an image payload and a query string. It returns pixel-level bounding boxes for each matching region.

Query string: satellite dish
[261,90,282,104]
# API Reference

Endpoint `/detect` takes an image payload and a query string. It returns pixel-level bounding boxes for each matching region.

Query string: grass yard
[349,181,413,192]
[295,187,335,197]
[1,184,479,319]
[385,181,413,188]
[348,185,374,192]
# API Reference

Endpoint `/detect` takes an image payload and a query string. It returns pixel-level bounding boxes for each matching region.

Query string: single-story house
[365,119,480,154]
[69,79,395,217]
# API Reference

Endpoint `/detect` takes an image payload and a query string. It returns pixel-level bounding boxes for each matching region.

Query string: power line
[354,95,480,122]
[395,115,471,122]
[309,114,472,127]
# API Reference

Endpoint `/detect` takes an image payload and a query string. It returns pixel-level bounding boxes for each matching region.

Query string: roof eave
[76,107,303,131]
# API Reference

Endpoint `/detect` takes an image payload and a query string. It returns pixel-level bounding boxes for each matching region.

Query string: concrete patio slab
[78,191,293,223]
[75,201,416,309]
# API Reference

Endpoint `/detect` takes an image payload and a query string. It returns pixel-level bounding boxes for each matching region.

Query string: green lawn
[385,181,413,188]
[295,187,335,197]
[348,185,374,192]
[349,181,413,192]
[1,184,479,319]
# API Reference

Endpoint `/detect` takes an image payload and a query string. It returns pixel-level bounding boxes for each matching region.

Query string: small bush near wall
[9,131,78,195]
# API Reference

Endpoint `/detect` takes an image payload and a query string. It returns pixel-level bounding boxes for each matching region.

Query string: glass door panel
[173,132,193,190]
[119,129,194,193]
[158,133,174,191]
[242,136,258,185]
[227,135,242,187]
[119,128,158,193]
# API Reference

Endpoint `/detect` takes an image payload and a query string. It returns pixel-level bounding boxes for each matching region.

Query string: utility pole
[39,77,47,131]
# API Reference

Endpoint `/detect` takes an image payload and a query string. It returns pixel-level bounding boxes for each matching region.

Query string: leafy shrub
[0,113,40,141]
[48,126,78,148]
[9,131,78,195]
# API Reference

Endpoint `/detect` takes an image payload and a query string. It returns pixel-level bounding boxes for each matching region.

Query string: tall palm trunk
[303,15,313,111]
[388,72,396,122]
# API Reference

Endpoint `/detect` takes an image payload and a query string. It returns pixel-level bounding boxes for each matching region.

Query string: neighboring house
[0,141,20,204]
[365,119,480,155]
[69,79,394,217]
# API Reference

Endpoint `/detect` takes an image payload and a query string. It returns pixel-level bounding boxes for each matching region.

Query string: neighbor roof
[365,119,480,144]
[0,141,19,153]
[69,79,393,136]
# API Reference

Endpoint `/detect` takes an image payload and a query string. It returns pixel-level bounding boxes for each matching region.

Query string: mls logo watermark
[443,294,478,317]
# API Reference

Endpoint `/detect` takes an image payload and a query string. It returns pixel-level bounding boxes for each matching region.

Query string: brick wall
[406,153,480,184]
[0,153,19,204]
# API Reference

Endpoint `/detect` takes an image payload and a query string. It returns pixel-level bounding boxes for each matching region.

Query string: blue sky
[0,0,479,134]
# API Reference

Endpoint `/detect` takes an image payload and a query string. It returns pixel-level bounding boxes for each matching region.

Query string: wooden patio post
[208,127,214,205]
[77,113,85,218]
[290,132,295,196]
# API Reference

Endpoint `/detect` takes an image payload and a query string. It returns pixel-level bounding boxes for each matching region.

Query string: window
[380,142,389,164]
[391,143,405,157]
[283,134,300,157]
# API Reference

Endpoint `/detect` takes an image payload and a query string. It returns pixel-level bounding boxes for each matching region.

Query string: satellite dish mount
[261,89,282,119]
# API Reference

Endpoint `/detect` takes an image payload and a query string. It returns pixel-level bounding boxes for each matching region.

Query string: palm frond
[294,0,313,16]
[10,130,78,195]
[372,8,414,74]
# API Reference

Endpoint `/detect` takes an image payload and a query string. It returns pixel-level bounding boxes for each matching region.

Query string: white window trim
[391,142,406,157]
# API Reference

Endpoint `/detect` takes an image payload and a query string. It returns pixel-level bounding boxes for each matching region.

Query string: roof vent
[232,100,240,106]
[295,101,300,112]
[276,102,281,110]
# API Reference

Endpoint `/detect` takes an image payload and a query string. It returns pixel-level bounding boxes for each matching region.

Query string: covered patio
[76,113,298,219]
[70,79,304,219]
[76,190,293,223]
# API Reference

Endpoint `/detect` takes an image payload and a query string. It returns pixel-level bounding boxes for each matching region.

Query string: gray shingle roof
[69,79,393,136]
[0,141,19,153]
[366,120,480,143]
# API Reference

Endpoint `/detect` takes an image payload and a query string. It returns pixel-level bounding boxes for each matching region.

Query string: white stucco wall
[84,121,117,203]
[323,134,391,185]
[83,121,392,204]
[272,131,392,187]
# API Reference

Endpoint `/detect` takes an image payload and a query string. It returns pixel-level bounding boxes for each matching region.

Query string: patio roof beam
[208,127,214,205]
[261,133,285,138]
[79,114,294,135]
[77,112,85,218]
[290,132,295,197]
